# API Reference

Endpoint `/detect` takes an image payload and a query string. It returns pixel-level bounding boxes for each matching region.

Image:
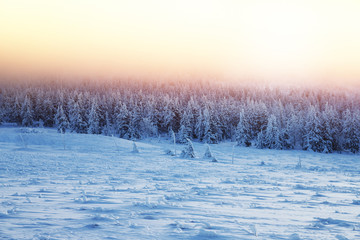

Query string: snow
[0,126,360,239]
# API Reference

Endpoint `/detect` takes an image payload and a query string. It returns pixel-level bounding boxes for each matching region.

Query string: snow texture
[1,126,360,239]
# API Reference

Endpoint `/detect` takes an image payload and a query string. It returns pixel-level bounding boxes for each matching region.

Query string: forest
[0,78,359,154]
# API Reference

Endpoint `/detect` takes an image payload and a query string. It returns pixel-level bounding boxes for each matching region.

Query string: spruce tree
[283,114,298,149]
[42,97,55,127]
[303,106,324,152]
[21,96,34,127]
[321,103,341,152]
[115,103,130,138]
[236,110,251,147]
[68,100,87,134]
[55,105,69,133]
[281,121,293,150]
[139,117,157,138]
[342,109,360,153]
[263,114,282,149]
[177,111,192,144]
[127,107,141,140]
[248,101,268,140]
[203,108,218,144]
[195,110,204,141]
[13,96,22,125]
[102,111,113,136]
[0,107,3,125]
[88,100,100,134]
[256,131,266,149]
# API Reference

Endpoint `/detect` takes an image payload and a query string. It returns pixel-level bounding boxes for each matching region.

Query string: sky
[1,0,360,86]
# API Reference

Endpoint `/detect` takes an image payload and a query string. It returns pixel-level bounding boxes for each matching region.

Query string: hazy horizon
[1,0,360,87]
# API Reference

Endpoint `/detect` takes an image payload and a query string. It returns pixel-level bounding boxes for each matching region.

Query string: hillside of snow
[0,126,360,239]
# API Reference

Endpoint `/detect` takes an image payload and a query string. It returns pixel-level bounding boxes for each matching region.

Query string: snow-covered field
[0,126,359,240]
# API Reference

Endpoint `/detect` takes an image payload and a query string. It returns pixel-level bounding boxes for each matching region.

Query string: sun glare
[0,0,360,86]
[230,2,319,79]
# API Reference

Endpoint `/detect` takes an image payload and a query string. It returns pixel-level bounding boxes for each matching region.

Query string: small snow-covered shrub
[180,138,196,158]
[296,158,302,169]
[132,141,139,153]
[249,224,258,237]
[164,149,175,156]
[203,144,217,162]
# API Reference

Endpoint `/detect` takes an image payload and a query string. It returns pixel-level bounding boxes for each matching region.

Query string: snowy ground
[0,126,360,240]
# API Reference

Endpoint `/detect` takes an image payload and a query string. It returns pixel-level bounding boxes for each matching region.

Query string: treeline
[0,79,359,153]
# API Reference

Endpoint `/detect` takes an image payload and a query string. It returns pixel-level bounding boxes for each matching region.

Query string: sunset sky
[1,0,360,86]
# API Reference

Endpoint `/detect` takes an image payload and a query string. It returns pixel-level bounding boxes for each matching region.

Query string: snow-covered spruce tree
[67,97,76,131]
[202,107,219,144]
[115,102,130,138]
[139,117,158,138]
[102,111,113,136]
[280,123,293,150]
[180,138,196,158]
[139,96,158,138]
[87,99,100,134]
[132,141,139,153]
[12,96,23,125]
[247,100,268,141]
[303,105,324,152]
[203,144,217,162]
[40,96,55,127]
[260,114,282,149]
[0,93,9,123]
[0,107,3,125]
[185,98,199,139]
[297,110,307,149]
[33,90,45,124]
[195,110,204,141]
[202,107,211,142]
[177,125,189,143]
[282,113,299,149]
[177,111,192,144]
[68,100,88,134]
[211,110,222,143]
[320,118,333,153]
[320,103,341,153]
[156,96,175,133]
[272,101,293,150]
[256,131,266,149]
[96,96,108,131]
[127,107,141,140]
[21,96,34,127]
[55,105,69,133]
[215,100,230,140]
[236,110,251,147]
[342,109,360,153]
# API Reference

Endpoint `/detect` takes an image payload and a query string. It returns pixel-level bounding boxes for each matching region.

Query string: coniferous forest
[0,78,359,154]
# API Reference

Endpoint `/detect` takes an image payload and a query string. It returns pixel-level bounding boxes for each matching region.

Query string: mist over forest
[1,77,359,154]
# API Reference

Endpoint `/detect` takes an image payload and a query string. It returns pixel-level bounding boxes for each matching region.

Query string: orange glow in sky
[1,0,360,86]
